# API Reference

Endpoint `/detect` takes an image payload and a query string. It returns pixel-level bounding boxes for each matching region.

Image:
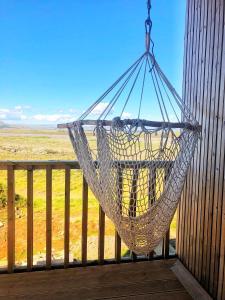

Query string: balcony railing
[0,160,175,273]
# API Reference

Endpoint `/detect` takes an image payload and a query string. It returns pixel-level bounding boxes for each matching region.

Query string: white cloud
[90,102,111,116]
[0,113,7,119]
[32,114,74,123]
[69,108,79,114]
[14,105,22,111]
[0,109,10,113]
[121,112,132,119]
[14,105,31,111]
[0,105,76,123]
[20,114,27,120]
[0,108,26,121]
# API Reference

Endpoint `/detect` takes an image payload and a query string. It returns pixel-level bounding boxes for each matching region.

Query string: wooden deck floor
[0,259,193,300]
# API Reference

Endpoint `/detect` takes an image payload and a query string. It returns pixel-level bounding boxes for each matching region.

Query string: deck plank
[0,260,192,300]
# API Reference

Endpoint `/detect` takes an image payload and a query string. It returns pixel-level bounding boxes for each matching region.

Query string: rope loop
[145,19,152,52]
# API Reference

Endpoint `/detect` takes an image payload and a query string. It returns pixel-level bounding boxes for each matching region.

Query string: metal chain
[147,0,151,18]
[145,0,152,52]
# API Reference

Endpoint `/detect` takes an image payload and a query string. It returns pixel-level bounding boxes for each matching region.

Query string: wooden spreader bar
[57,119,201,131]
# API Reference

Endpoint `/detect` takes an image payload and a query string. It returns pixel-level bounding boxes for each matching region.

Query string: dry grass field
[0,127,176,267]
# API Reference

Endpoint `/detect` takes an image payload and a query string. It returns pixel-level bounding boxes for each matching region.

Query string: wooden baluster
[163,166,170,259]
[148,167,156,259]
[115,231,121,262]
[82,175,88,265]
[46,166,52,269]
[98,205,105,264]
[129,168,139,217]
[163,230,170,259]
[27,167,33,271]
[115,168,122,262]
[64,167,70,268]
[148,167,156,207]
[7,165,15,273]
[129,168,139,261]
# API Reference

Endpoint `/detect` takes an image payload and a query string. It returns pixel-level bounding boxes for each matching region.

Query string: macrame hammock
[59,1,200,255]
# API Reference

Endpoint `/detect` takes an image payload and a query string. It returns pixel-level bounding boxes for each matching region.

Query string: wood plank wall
[177,0,225,299]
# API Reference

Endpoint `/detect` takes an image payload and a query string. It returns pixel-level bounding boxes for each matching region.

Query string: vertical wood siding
[178,0,225,299]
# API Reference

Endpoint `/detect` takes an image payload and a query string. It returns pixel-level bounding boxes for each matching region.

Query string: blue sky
[0,0,186,124]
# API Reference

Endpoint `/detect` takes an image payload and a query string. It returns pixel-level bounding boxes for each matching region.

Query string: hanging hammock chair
[58,1,201,255]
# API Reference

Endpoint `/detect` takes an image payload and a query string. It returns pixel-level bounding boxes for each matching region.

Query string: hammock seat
[58,3,200,254]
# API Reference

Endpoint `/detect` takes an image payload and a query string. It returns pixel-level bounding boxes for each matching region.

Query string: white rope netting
[68,119,199,254]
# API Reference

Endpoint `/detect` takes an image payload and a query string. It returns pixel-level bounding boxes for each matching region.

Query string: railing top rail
[0,160,173,170]
[0,160,81,170]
